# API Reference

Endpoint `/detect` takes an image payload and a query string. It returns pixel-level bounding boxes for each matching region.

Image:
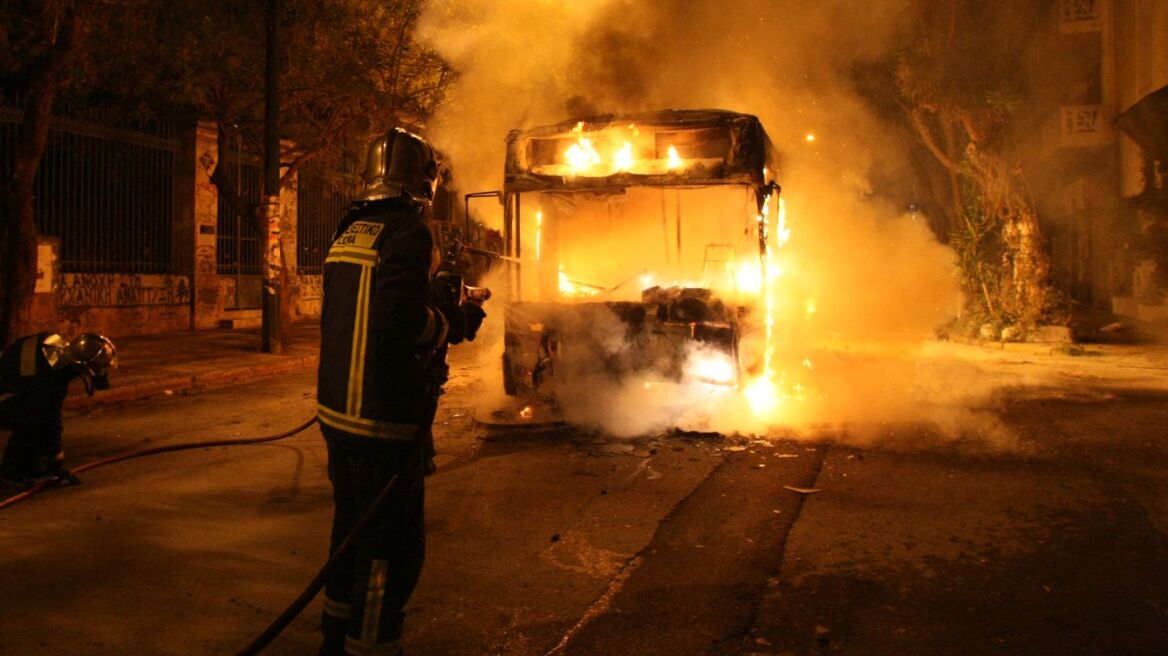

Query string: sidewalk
[63,320,1168,413]
[64,322,321,411]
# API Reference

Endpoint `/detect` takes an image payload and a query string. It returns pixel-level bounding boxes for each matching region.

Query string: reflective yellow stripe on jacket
[318,220,419,441]
[317,404,417,440]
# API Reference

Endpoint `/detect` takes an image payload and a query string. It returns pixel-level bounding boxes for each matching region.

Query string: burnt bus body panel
[504,109,776,193]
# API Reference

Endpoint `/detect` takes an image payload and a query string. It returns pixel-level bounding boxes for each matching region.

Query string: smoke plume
[420,1,1022,446]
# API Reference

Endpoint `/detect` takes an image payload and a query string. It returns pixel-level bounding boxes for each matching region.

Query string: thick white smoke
[420,1,1019,446]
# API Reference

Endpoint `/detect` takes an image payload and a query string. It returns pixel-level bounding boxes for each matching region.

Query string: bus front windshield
[515,186,763,304]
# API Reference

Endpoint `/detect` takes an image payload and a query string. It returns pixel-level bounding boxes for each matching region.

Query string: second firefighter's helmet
[359,127,439,204]
[64,333,117,392]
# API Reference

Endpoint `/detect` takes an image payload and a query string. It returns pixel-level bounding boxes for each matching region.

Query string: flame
[565,122,602,173]
[558,266,600,298]
[558,123,688,176]
[565,140,601,172]
[614,141,634,171]
[741,194,785,419]
[777,197,792,246]
[684,348,737,386]
[744,376,779,415]
[734,261,763,294]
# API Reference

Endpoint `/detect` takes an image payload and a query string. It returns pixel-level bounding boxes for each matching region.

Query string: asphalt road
[1,342,1166,655]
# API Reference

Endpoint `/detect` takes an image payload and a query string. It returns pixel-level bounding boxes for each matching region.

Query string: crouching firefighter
[0,332,117,487]
[316,127,486,656]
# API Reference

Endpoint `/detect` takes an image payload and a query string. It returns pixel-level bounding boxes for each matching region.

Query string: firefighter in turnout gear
[316,128,485,656]
[0,332,116,487]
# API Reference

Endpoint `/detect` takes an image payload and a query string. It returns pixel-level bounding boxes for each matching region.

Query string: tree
[0,0,89,346]
[130,0,452,350]
[1,0,451,346]
[891,0,1059,336]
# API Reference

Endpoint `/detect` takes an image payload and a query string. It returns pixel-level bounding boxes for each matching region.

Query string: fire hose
[1,410,441,654]
[234,442,421,656]
[0,415,320,511]
[0,414,424,654]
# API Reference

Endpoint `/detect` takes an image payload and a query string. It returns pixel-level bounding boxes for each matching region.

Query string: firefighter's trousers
[0,389,66,479]
[320,426,425,656]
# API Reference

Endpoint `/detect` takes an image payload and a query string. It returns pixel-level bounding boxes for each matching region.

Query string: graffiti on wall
[59,273,191,308]
[299,274,323,300]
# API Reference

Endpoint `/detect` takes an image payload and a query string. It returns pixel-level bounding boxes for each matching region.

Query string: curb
[64,354,319,411]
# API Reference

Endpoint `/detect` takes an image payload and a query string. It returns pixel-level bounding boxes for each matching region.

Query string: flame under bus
[490,109,780,398]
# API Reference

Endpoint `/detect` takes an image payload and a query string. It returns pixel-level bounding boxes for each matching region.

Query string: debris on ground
[815,624,831,643]
[593,442,635,455]
[782,485,821,494]
[1051,345,1101,357]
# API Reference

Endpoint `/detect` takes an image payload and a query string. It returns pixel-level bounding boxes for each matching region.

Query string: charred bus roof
[504,109,778,193]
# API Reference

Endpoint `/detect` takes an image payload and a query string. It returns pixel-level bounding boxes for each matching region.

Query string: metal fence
[214,153,264,309]
[0,109,178,273]
[297,173,354,275]
[215,157,264,278]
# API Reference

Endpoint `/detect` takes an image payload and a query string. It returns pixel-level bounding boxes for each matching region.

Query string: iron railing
[296,173,353,275]
[214,153,264,310]
[215,158,264,277]
[0,110,178,273]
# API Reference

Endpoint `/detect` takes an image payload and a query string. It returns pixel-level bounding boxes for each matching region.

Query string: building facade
[3,118,347,339]
[1022,0,1168,330]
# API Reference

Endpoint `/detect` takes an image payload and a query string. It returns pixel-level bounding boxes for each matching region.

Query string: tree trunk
[1,2,85,346]
[262,0,289,354]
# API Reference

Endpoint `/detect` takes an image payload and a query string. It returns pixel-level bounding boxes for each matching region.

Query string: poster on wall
[35,243,54,293]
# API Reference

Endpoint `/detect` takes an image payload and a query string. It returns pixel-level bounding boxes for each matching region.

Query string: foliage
[0,0,91,345]
[98,0,452,187]
[891,0,1060,337]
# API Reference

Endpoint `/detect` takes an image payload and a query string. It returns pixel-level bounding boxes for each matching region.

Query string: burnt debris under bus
[467,109,781,398]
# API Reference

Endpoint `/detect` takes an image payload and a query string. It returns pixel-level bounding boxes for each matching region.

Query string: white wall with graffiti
[59,273,192,308]
[55,272,193,337]
[27,120,333,339]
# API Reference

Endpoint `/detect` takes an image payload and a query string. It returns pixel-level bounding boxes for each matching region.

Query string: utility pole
[261,0,286,353]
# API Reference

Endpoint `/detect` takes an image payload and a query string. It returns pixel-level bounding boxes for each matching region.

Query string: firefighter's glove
[439,303,468,345]
[463,302,486,342]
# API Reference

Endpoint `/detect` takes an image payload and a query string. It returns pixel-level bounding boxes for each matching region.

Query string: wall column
[192,121,223,329]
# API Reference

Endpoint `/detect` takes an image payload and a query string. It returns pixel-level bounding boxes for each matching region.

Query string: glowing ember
[805,299,817,315]
[805,133,816,143]
[519,406,534,420]
[667,145,682,170]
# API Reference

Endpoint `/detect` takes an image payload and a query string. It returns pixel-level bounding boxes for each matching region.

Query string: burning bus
[468,109,783,404]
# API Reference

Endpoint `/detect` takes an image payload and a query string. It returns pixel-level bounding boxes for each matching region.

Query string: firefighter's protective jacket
[0,333,74,406]
[316,200,448,441]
